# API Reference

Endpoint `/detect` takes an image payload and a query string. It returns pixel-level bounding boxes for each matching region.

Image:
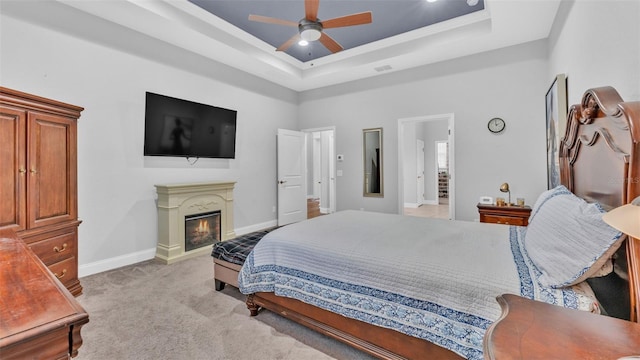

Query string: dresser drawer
[481,215,527,226]
[48,256,78,288]
[28,231,77,265]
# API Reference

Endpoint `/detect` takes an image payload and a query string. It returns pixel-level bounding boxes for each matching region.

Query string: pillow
[528,185,571,225]
[524,189,623,288]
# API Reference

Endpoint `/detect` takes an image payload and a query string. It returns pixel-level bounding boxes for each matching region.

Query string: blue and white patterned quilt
[238,210,591,359]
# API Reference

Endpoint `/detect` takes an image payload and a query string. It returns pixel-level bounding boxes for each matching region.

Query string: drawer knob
[55,269,67,279]
[54,243,68,253]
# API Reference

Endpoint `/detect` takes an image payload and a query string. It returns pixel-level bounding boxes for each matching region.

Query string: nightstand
[484,294,640,359]
[477,203,531,226]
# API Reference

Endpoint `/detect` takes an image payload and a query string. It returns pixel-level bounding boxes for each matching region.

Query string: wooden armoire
[0,87,83,296]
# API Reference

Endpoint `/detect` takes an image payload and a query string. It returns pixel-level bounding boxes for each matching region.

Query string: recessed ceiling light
[298,39,309,46]
[426,0,437,2]
[467,0,479,6]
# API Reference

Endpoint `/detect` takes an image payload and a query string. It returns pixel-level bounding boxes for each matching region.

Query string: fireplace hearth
[155,182,235,264]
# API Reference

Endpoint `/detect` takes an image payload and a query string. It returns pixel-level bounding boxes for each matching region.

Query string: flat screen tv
[143,92,237,159]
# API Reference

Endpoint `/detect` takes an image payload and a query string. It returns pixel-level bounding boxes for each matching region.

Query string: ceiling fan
[248,0,372,54]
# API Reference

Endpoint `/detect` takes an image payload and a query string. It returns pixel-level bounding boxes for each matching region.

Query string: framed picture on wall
[545,73,568,189]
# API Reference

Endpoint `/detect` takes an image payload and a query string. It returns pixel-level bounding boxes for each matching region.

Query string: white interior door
[313,135,321,198]
[327,131,336,213]
[416,139,425,205]
[277,129,307,226]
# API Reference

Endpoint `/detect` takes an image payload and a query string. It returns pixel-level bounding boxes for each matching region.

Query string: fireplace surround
[155,182,235,264]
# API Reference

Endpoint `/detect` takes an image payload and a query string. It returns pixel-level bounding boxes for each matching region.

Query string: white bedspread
[238,210,591,359]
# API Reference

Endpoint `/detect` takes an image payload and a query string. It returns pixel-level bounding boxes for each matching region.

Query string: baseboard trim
[235,220,278,235]
[423,199,439,205]
[404,202,420,208]
[79,220,279,278]
[79,248,156,278]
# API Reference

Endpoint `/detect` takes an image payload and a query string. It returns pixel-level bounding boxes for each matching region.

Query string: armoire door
[27,111,77,229]
[0,106,27,231]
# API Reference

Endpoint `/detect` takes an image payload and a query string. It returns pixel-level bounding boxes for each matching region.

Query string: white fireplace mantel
[155,181,236,264]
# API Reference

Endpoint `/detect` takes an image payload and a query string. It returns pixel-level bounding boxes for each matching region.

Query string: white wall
[299,40,550,221]
[548,0,640,106]
[0,15,299,275]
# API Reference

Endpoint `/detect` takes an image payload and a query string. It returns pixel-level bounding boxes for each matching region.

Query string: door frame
[302,126,337,214]
[397,114,455,219]
[416,139,425,206]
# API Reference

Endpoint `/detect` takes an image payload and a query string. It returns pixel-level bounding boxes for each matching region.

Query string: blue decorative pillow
[524,189,623,288]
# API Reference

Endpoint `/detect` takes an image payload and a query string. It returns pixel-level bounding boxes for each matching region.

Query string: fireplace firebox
[185,211,221,252]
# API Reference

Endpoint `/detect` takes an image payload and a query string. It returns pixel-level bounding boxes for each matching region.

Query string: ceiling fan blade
[276,34,301,52]
[305,0,319,21]
[319,33,343,53]
[248,14,298,27]
[322,11,372,29]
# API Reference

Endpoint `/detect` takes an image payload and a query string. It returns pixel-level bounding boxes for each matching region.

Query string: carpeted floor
[75,253,377,360]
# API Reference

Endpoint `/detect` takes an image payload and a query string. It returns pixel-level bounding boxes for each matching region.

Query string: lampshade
[602,196,640,239]
[500,182,511,204]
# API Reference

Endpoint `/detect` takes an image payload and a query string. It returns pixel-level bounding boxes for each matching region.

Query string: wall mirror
[363,127,383,197]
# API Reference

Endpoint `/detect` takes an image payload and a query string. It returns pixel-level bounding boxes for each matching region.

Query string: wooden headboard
[559,86,640,322]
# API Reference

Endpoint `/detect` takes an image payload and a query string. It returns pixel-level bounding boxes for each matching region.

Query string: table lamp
[602,196,640,239]
[500,183,511,205]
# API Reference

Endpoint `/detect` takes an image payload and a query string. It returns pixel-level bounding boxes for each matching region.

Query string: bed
[237,86,640,360]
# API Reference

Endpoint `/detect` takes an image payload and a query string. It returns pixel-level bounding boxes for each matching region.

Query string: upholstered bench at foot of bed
[211,227,277,291]
[213,259,243,290]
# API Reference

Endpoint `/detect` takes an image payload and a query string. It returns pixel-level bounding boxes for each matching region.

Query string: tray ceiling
[1,0,561,91]
[188,0,485,62]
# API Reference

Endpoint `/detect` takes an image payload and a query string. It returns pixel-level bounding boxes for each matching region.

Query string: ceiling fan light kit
[299,20,322,41]
[248,0,372,54]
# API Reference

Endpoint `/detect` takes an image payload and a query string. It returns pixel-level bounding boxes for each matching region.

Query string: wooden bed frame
[242,86,640,359]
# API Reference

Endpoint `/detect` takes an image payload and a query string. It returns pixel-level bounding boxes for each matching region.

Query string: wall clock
[488,117,506,133]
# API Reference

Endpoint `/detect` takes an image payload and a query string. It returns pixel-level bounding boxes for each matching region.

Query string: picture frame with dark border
[545,74,568,189]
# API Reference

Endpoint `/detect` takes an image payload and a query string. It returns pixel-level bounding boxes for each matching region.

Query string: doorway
[397,114,454,219]
[303,127,336,215]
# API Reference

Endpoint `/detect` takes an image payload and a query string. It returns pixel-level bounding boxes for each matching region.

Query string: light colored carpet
[75,253,377,360]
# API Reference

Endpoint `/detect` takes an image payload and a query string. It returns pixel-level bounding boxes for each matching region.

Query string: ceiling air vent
[374,65,393,72]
